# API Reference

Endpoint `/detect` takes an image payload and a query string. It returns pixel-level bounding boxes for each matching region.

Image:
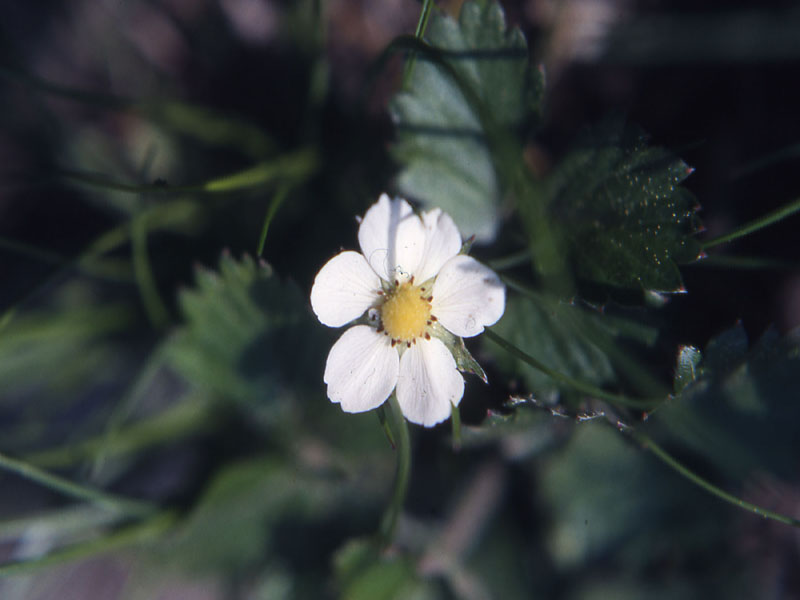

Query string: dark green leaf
[651,325,800,481]
[334,538,442,600]
[539,421,724,570]
[390,0,543,241]
[160,457,340,573]
[167,253,323,417]
[544,125,703,293]
[488,293,615,400]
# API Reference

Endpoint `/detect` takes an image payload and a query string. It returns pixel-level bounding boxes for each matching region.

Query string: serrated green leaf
[544,125,703,293]
[166,253,323,417]
[390,0,543,242]
[650,325,800,481]
[673,345,702,393]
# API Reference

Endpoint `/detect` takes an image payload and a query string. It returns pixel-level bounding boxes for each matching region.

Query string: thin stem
[703,197,800,249]
[51,149,317,195]
[376,405,396,449]
[402,0,435,86]
[26,397,212,469]
[256,184,291,256]
[132,211,170,329]
[0,511,176,576]
[483,329,656,410]
[691,254,798,271]
[450,402,462,451]
[0,451,156,518]
[379,394,412,545]
[628,429,800,528]
[487,249,531,271]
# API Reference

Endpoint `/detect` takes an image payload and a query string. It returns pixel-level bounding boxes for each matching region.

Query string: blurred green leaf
[0,296,133,399]
[162,457,339,574]
[166,253,323,420]
[334,538,441,600]
[652,325,800,480]
[544,125,702,293]
[488,293,615,400]
[540,421,725,572]
[390,0,543,242]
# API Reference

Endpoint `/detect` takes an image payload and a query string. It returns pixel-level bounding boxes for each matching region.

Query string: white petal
[414,208,462,284]
[324,325,399,413]
[431,255,505,337]
[357,194,426,283]
[396,337,464,427]
[310,251,381,327]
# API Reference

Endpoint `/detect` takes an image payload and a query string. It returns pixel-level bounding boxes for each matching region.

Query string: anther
[406,341,411,348]
[425,332,431,340]
[391,339,397,347]
[430,315,438,321]
[427,296,433,302]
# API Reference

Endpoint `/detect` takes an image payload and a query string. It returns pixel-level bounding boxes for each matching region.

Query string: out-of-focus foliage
[167,253,321,420]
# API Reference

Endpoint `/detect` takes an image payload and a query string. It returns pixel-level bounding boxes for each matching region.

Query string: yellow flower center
[381,282,432,343]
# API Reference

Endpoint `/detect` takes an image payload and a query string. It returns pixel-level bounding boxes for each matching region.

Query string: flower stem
[484,329,656,410]
[627,428,800,528]
[379,394,412,546]
[702,196,800,250]
[450,402,462,451]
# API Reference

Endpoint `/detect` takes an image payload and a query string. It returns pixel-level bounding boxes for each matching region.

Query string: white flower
[310,194,505,427]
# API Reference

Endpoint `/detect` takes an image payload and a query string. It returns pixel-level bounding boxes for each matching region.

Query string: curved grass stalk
[703,196,800,250]
[54,148,318,196]
[132,211,169,329]
[483,329,656,410]
[257,183,291,256]
[0,451,157,518]
[0,511,176,576]
[628,428,800,528]
[26,396,211,470]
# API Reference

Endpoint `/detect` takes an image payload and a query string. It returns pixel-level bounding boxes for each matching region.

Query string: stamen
[426,295,433,302]
[430,315,438,321]
[425,332,430,340]
[391,339,397,347]
[406,341,411,348]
